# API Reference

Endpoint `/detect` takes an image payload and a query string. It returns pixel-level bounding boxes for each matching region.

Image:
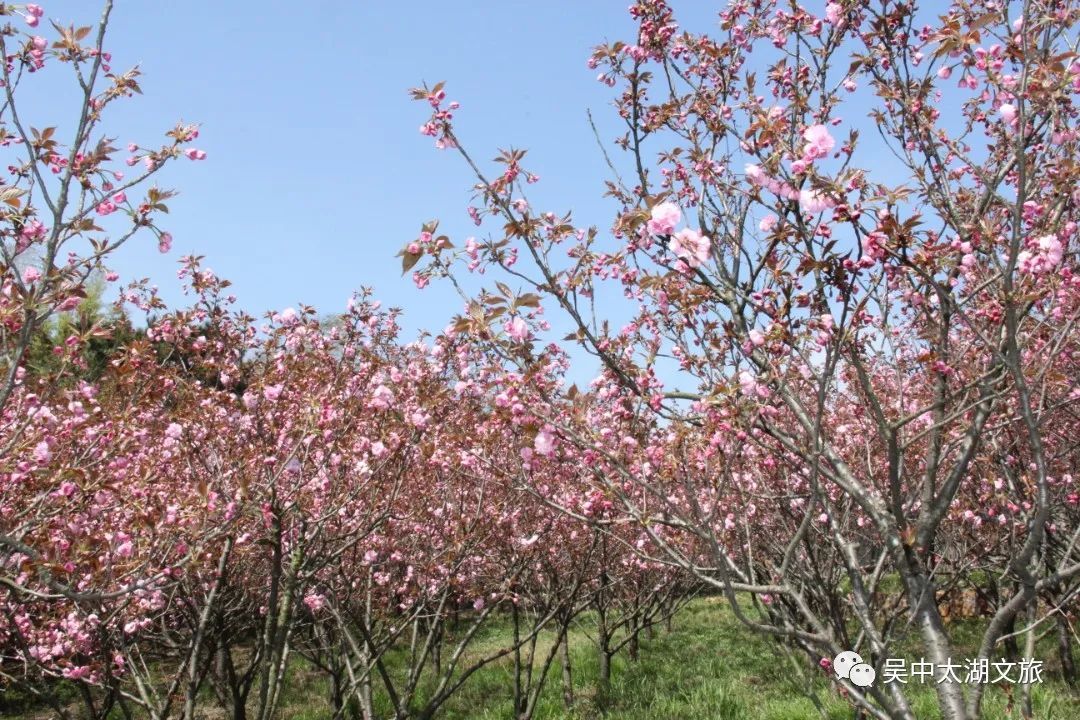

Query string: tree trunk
[559,628,574,709]
[358,650,375,720]
[431,619,442,677]
[1057,609,1077,687]
[597,646,611,707]
[512,603,525,719]
[1003,614,1020,660]
[329,672,346,719]
[596,614,612,711]
[232,691,248,720]
[915,579,967,720]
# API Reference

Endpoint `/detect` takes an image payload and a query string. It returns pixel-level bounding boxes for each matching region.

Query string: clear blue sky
[26,1,719,338]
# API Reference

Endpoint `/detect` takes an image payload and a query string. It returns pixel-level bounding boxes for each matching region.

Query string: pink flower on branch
[32,440,51,463]
[999,102,1017,126]
[744,163,767,186]
[798,188,835,214]
[505,316,531,342]
[1017,234,1064,275]
[738,370,758,396]
[647,201,682,235]
[802,124,836,160]
[824,3,843,26]
[115,538,133,558]
[534,428,556,456]
[369,384,394,410]
[303,594,327,612]
[669,228,711,268]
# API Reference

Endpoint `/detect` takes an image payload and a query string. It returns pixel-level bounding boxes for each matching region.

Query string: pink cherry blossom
[369,384,394,410]
[802,124,836,160]
[534,428,555,456]
[115,539,133,558]
[277,307,299,325]
[19,218,46,243]
[32,440,51,463]
[1018,234,1065,274]
[824,2,843,25]
[303,594,327,612]
[647,201,682,235]
[799,188,834,214]
[505,316,531,341]
[465,236,480,258]
[669,228,711,268]
[999,103,1017,125]
[744,163,767,185]
[1038,234,1063,265]
[737,370,758,396]
[861,231,887,261]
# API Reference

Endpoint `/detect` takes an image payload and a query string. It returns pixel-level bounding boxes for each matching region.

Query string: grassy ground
[6,597,1079,718]
[271,597,1080,720]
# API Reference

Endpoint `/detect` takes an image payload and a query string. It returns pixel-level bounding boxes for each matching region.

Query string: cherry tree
[1,0,204,594]
[0,4,706,720]
[409,1,1080,717]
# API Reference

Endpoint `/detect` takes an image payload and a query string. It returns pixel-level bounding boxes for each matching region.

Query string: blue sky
[19,1,974,393]
[22,1,719,339]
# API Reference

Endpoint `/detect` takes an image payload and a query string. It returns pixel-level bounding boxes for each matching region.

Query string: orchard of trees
[2,1,1079,719]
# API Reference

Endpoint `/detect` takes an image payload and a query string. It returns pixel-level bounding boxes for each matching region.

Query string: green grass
[271,598,1080,720]
[6,598,1079,718]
